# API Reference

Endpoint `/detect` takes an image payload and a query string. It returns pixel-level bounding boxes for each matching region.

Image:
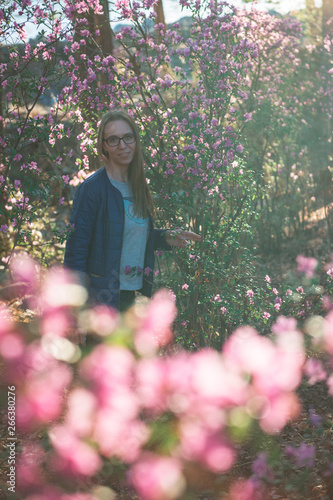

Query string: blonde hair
[97,109,154,218]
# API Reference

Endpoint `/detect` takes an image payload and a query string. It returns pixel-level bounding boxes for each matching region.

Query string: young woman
[64,109,201,311]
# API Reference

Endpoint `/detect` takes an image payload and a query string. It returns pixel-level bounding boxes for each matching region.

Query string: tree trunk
[322,0,333,36]
[154,0,166,26]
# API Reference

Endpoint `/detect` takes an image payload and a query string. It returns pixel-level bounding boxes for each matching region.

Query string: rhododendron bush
[1,0,332,347]
[1,255,333,499]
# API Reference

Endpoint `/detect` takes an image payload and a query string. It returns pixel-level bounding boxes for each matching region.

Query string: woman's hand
[165,229,201,248]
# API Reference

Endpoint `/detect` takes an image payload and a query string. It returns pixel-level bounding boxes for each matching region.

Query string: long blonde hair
[97,109,154,218]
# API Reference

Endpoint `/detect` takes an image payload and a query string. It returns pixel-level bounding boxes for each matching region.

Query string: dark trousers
[119,290,136,312]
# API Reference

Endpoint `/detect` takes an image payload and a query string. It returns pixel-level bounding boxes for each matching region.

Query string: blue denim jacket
[64,167,171,309]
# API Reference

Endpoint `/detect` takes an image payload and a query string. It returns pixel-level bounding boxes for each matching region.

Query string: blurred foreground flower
[1,255,331,500]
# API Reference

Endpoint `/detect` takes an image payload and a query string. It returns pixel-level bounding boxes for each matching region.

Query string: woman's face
[103,119,136,169]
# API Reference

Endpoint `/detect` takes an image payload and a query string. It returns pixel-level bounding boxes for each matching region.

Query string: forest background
[1,0,333,498]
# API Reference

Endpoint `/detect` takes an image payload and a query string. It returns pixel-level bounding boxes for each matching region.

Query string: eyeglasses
[103,133,136,148]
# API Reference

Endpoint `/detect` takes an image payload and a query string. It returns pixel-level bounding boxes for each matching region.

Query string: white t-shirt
[108,177,149,290]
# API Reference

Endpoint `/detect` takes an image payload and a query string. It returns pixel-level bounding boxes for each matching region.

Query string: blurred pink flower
[66,388,97,437]
[41,309,72,337]
[10,252,39,294]
[49,425,101,477]
[323,311,333,356]
[228,478,263,500]
[272,316,298,334]
[81,344,135,408]
[191,348,248,407]
[304,358,327,385]
[93,411,148,462]
[41,267,87,309]
[16,359,72,430]
[180,420,235,472]
[259,392,300,433]
[134,289,176,356]
[128,454,185,500]
[327,374,333,395]
[296,255,318,278]
[136,357,169,414]
[17,441,45,491]
[87,305,119,337]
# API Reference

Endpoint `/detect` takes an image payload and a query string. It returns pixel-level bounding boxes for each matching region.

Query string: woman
[64,109,201,311]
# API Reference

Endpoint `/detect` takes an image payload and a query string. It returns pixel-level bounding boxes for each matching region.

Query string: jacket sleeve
[64,182,99,273]
[153,228,172,251]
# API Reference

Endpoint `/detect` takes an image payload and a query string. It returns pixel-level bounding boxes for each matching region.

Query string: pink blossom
[66,388,97,437]
[134,289,176,355]
[304,358,327,385]
[322,311,333,356]
[0,224,8,233]
[220,307,227,314]
[87,305,119,337]
[191,348,248,407]
[10,253,38,295]
[59,197,65,205]
[182,283,189,290]
[144,266,153,276]
[265,275,271,283]
[296,254,318,278]
[180,420,235,472]
[49,425,101,476]
[246,289,254,298]
[259,392,300,433]
[296,286,304,293]
[327,374,333,395]
[41,267,87,309]
[262,312,270,320]
[272,316,297,334]
[128,454,185,500]
[17,441,45,491]
[81,344,135,406]
[228,478,263,500]
[93,412,148,462]
[17,362,72,430]
[62,175,70,184]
